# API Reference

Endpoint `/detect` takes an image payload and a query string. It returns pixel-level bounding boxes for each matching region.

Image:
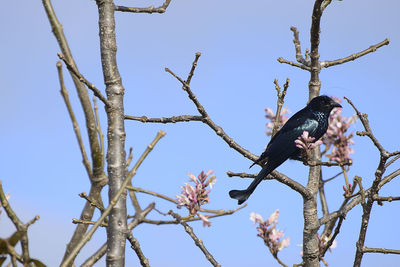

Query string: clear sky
[1,0,399,266]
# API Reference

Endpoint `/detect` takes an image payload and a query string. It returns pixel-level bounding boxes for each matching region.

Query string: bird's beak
[332,102,342,108]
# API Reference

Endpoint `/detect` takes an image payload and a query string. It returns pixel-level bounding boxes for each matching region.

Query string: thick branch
[303,1,325,266]
[96,0,129,265]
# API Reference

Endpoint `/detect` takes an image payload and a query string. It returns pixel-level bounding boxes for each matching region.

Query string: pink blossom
[250,212,264,225]
[198,213,211,227]
[250,209,290,256]
[267,209,280,225]
[176,170,216,226]
[295,131,323,160]
[279,237,290,251]
[265,107,290,136]
[322,97,356,163]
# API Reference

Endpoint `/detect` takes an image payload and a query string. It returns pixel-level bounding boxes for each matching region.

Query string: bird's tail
[229,165,272,205]
[228,189,251,205]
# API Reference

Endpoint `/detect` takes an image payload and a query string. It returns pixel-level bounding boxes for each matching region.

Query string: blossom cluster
[250,210,290,255]
[322,97,356,163]
[265,107,290,136]
[176,170,216,227]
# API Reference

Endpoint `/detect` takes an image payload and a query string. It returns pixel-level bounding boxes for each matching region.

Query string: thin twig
[57,62,92,177]
[126,186,177,204]
[321,39,390,68]
[378,168,400,190]
[72,218,107,227]
[142,204,247,225]
[321,171,343,183]
[374,195,400,204]
[277,57,311,71]
[115,0,171,14]
[61,131,165,267]
[168,211,221,267]
[272,78,290,136]
[320,216,344,258]
[127,234,150,267]
[362,247,400,255]
[385,154,400,168]
[305,161,352,167]
[57,53,109,107]
[78,192,105,212]
[164,52,257,162]
[0,181,39,264]
[345,97,388,155]
[126,147,134,168]
[125,115,204,123]
[93,97,105,163]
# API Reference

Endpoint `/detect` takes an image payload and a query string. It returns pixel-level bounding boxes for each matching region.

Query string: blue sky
[1,0,399,266]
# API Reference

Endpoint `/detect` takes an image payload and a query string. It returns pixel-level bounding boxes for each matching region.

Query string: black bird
[229,95,342,205]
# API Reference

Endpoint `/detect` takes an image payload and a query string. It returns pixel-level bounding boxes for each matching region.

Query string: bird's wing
[254,107,319,165]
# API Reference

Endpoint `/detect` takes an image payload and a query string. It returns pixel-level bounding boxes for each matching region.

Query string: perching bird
[229,95,342,205]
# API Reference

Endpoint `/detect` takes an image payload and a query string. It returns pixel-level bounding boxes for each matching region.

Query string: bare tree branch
[272,78,290,136]
[127,186,177,204]
[290,26,310,66]
[320,215,344,258]
[362,247,400,255]
[226,171,311,199]
[321,39,389,68]
[79,192,105,212]
[95,0,130,265]
[57,62,92,177]
[61,131,165,267]
[125,115,204,123]
[142,204,246,225]
[58,53,109,107]
[341,97,399,267]
[277,57,311,71]
[115,0,171,14]
[81,203,155,267]
[72,219,107,227]
[168,211,221,267]
[303,1,326,265]
[42,1,108,263]
[127,234,150,267]
[0,181,40,264]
